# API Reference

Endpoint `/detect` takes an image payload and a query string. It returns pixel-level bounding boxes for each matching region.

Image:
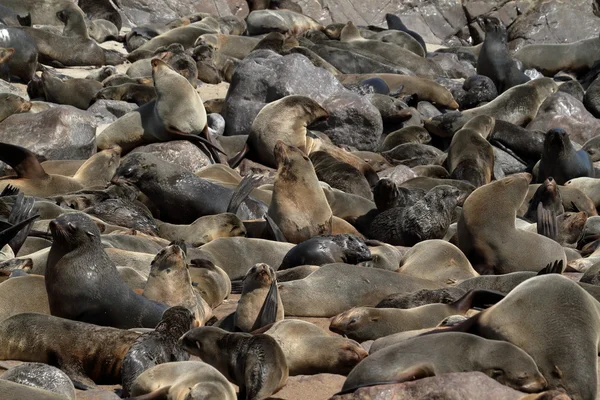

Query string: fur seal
[142,245,212,324]
[188,258,231,308]
[180,326,289,400]
[340,332,546,394]
[0,93,31,123]
[234,263,283,332]
[93,83,157,106]
[524,177,564,223]
[0,274,49,321]
[477,17,529,93]
[339,21,425,58]
[376,287,467,309]
[0,144,120,197]
[536,128,594,185]
[97,59,220,163]
[129,361,237,400]
[386,13,426,53]
[0,363,76,399]
[458,174,567,274]
[0,27,38,82]
[426,274,600,400]
[41,70,103,110]
[425,78,558,137]
[46,212,168,329]
[267,141,333,244]
[121,306,197,397]
[0,313,139,386]
[368,185,463,246]
[446,115,496,187]
[279,263,440,317]
[329,290,503,341]
[279,234,371,270]
[310,151,372,199]
[261,319,367,375]
[157,213,246,246]
[246,9,321,35]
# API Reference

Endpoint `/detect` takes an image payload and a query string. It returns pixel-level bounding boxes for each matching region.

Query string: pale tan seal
[157,213,246,246]
[188,259,231,309]
[0,275,50,322]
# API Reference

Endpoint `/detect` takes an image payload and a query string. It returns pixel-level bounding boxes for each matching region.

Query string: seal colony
[1,1,600,399]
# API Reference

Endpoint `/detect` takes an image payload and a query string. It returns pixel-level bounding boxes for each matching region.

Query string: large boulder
[130,140,212,172]
[223,50,383,151]
[0,106,96,160]
[116,0,248,26]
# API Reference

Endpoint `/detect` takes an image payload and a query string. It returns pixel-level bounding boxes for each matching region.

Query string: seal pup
[536,128,594,185]
[97,59,221,163]
[386,13,426,53]
[142,244,213,324]
[188,258,231,308]
[129,361,236,400]
[157,213,246,247]
[0,27,38,82]
[260,319,367,376]
[523,177,564,223]
[267,141,333,244]
[329,289,503,341]
[0,93,31,123]
[121,306,197,397]
[0,144,120,197]
[0,313,140,386]
[446,115,496,187]
[0,363,76,399]
[46,213,168,329]
[41,70,103,110]
[477,17,529,93]
[234,263,283,332]
[279,234,371,270]
[423,274,600,400]
[339,332,547,394]
[180,326,289,400]
[458,174,567,274]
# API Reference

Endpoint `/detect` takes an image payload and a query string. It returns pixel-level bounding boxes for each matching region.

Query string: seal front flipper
[0,184,19,197]
[0,142,47,179]
[0,213,39,250]
[227,174,263,216]
[264,214,288,242]
[537,260,564,275]
[251,278,279,331]
[536,202,559,242]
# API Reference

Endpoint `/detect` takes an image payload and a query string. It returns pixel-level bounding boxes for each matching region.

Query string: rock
[508,0,600,50]
[526,92,600,145]
[331,372,567,400]
[493,145,527,176]
[116,0,248,26]
[0,106,96,160]
[78,0,123,30]
[223,51,382,150]
[429,53,477,79]
[87,100,138,126]
[584,75,600,118]
[130,140,212,172]
[0,81,28,99]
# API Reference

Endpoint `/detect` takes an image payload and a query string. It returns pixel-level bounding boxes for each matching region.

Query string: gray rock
[493,145,526,176]
[0,106,96,160]
[429,53,477,79]
[584,75,600,118]
[207,113,226,136]
[87,100,138,125]
[130,140,212,172]
[417,101,442,119]
[526,92,600,145]
[223,50,382,150]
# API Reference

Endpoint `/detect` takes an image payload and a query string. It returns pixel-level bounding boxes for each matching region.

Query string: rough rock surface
[130,140,212,172]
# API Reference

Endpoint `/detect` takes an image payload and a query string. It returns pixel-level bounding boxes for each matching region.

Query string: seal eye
[85,231,95,238]
[67,222,76,232]
[348,318,357,326]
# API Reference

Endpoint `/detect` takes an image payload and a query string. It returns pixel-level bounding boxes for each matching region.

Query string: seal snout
[519,375,548,393]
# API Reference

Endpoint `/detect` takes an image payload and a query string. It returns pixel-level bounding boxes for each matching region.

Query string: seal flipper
[264,214,288,242]
[537,260,564,275]
[0,185,19,197]
[164,126,226,164]
[0,142,47,179]
[227,174,263,216]
[8,191,38,254]
[228,143,250,169]
[452,289,505,313]
[128,386,172,400]
[250,278,279,331]
[536,202,559,242]
[0,213,40,250]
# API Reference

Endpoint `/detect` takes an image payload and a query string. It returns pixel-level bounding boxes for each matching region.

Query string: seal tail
[334,363,436,396]
[227,174,263,215]
[452,289,505,314]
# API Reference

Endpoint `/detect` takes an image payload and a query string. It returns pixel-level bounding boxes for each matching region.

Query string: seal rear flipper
[228,143,250,169]
[128,386,172,400]
[250,279,279,331]
[452,289,505,313]
[537,260,564,275]
[335,363,436,396]
[227,174,263,216]
[0,184,19,197]
[0,214,39,249]
[536,202,559,242]
[8,192,37,254]
[264,214,288,242]
[0,142,47,179]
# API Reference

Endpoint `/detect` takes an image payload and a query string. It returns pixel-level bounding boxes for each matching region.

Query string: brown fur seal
[121,306,197,397]
[93,83,157,106]
[329,289,503,341]
[142,245,212,324]
[458,174,567,274]
[157,213,246,246]
[446,115,496,187]
[129,361,237,400]
[279,263,440,317]
[0,93,31,123]
[261,319,368,375]
[425,274,600,400]
[46,212,168,329]
[234,263,283,332]
[246,9,321,36]
[536,128,594,185]
[425,78,558,137]
[97,59,220,163]
[514,34,600,76]
[0,312,139,386]
[310,151,372,200]
[41,70,103,109]
[340,332,546,394]
[0,144,120,197]
[188,258,231,308]
[180,326,289,400]
[267,141,333,244]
